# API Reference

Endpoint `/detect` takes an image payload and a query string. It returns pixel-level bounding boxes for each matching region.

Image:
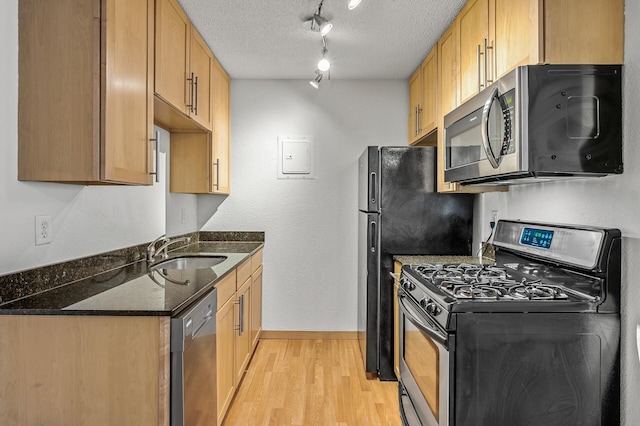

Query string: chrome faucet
[147,234,192,263]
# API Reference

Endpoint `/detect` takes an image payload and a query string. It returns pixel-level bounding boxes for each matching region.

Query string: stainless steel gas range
[397,220,621,426]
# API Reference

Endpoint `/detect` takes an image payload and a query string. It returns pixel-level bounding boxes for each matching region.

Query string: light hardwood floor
[223,339,401,426]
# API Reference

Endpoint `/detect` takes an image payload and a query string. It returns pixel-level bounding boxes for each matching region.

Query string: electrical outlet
[181,208,187,224]
[491,210,499,225]
[35,215,52,245]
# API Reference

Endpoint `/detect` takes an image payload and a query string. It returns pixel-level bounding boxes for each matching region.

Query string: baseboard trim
[260,330,357,340]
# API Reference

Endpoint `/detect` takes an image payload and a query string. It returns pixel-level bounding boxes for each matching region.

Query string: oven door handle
[399,293,448,347]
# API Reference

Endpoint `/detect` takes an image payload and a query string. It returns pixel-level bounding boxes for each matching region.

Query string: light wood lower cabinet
[0,315,170,425]
[235,277,252,385]
[217,248,264,425]
[251,265,263,349]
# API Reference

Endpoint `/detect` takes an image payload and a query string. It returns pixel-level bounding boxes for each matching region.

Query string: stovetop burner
[409,263,583,302]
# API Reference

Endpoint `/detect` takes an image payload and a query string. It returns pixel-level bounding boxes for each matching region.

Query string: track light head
[348,0,362,10]
[303,14,332,36]
[309,71,323,89]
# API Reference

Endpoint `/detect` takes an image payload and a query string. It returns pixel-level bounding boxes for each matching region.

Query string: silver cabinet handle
[239,293,244,335]
[194,75,199,116]
[485,39,494,85]
[150,130,159,183]
[186,72,195,113]
[212,158,220,190]
[477,44,483,92]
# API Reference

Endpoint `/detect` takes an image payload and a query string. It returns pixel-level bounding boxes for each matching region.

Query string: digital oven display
[520,227,554,249]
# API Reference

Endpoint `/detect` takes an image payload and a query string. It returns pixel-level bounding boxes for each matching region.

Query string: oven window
[404,316,440,419]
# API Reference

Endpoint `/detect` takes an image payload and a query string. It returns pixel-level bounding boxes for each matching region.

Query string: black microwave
[443,65,623,186]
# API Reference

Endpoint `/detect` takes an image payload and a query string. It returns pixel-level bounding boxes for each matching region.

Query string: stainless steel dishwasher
[171,288,217,426]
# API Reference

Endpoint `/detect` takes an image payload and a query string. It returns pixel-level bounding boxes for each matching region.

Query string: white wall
[476,3,640,423]
[201,80,409,331]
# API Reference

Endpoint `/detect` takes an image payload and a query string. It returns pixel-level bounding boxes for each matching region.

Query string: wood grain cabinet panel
[251,265,263,349]
[155,0,213,131]
[408,47,438,145]
[458,0,489,104]
[0,315,170,425]
[211,59,231,194]
[18,0,154,185]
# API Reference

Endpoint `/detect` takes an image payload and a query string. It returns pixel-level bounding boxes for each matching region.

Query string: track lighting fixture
[309,70,323,89]
[347,0,362,10]
[303,0,333,36]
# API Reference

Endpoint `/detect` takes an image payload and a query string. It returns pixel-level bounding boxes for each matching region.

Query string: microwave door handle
[481,87,501,169]
[399,293,447,347]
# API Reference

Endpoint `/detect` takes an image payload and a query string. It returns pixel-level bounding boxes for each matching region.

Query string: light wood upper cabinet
[211,60,231,194]
[155,0,213,131]
[18,0,154,185]
[155,0,190,116]
[189,30,214,130]
[408,69,422,143]
[458,0,489,104]
[437,24,459,193]
[408,47,439,145]
[490,0,624,82]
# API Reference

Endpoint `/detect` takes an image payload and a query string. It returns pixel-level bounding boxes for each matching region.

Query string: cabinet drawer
[216,270,237,310]
[236,258,252,286]
[251,248,263,273]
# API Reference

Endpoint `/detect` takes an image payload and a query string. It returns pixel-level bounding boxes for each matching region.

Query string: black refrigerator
[357,146,474,380]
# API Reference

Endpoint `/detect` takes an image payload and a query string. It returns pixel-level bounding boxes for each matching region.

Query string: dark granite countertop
[0,241,263,317]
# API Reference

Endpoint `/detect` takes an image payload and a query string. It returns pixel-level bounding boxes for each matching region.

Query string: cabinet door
[169,132,211,193]
[250,266,263,349]
[458,0,489,104]
[211,60,231,194]
[155,0,190,115]
[543,0,624,65]
[189,30,214,130]
[235,279,252,386]
[216,297,236,425]
[102,0,154,184]
[437,24,458,193]
[492,0,540,80]
[419,48,438,137]
[408,69,422,143]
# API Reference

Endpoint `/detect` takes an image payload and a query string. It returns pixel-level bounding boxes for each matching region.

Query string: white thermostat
[277,135,316,179]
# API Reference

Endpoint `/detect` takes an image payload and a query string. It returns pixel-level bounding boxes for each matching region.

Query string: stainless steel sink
[150,255,227,270]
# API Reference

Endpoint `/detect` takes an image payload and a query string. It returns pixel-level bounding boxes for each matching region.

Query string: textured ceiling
[178,0,467,80]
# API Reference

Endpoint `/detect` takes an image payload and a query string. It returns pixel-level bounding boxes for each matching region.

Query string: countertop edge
[0,242,264,317]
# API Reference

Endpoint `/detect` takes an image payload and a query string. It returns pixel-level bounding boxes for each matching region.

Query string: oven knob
[402,279,415,291]
[425,302,440,316]
[419,298,428,309]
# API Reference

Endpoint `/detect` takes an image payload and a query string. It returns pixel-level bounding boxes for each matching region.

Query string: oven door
[398,289,451,426]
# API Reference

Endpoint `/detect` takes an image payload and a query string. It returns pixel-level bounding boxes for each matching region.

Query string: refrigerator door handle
[370,221,377,253]
[369,172,377,205]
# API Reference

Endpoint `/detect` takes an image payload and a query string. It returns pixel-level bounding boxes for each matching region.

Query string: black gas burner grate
[409,263,572,301]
